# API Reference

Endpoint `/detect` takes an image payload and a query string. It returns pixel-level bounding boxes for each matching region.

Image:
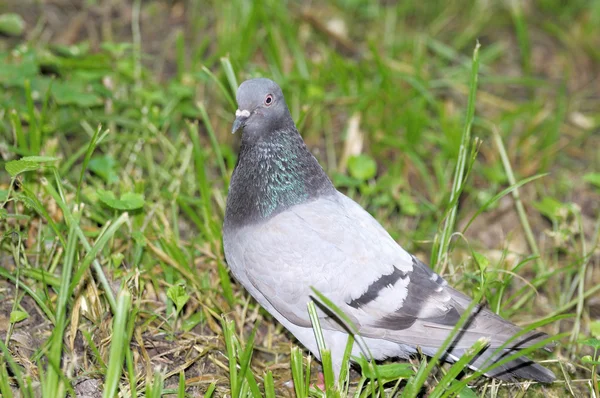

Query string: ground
[0,0,599,397]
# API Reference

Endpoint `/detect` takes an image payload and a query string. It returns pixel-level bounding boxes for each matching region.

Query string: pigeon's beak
[232,109,251,134]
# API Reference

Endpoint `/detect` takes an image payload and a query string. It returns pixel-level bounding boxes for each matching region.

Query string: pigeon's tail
[442,288,556,382]
[447,347,556,382]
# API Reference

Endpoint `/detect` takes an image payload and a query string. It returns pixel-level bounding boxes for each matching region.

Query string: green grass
[1,0,600,396]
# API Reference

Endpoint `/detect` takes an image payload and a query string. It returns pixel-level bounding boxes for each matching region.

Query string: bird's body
[223,78,555,382]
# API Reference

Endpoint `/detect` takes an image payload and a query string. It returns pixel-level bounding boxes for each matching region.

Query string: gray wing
[233,192,489,346]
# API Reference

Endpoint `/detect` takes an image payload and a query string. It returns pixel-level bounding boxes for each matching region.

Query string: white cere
[235,109,251,117]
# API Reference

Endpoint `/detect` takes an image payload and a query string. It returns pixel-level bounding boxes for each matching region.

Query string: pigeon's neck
[225,128,335,228]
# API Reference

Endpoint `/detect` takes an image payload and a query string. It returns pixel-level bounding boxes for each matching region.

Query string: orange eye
[265,94,273,106]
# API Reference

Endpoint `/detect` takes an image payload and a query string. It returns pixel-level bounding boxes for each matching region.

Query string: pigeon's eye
[264,94,273,106]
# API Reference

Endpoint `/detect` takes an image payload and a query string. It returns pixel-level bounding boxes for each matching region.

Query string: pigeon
[222,77,556,383]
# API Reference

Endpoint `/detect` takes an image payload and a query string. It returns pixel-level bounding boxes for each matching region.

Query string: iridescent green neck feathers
[224,128,335,228]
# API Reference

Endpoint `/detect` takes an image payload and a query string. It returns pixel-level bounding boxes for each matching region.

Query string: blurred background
[1,0,599,396]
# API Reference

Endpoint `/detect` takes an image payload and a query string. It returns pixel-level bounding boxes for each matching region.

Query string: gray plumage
[223,78,555,383]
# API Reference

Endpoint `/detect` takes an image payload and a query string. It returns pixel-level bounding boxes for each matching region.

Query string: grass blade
[201,65,236,110]
[24,80,40,154]
[197,102,228,182]
[76,125,106,203]
[44,217,79,397]
[431,41,480,270]
[220,57,239,99]
[68,212,129,295]
[0,339,25,397]
[402,290,485,398]
[307,301,336,396]
[461,173,549,234]
[203,382,216,397]
[103,289,132,398]
[264,370,276,398]
[290,346,307,398]
[0,267,56,323]
[428,338,488,398]
[492,127,544,273]
[221,318,239,397]
[9,109,27,154]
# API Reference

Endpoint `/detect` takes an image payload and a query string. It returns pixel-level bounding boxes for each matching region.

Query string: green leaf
[100,42,133,57]
[19,156,59,163]
[0,13,25,36]
[132,231,147,247]
[590,320,600,338]
[457,386,478,398]
[111,253,124,268]
[332,173,361,188]
[5,160,39,176]
[0,52,38,86]
[10,310,29,323]
[583,173,600,189]
[582,338,600,350]
[398,193,418,216]
[168,82,195,100]
[51,42,90,58]
[348,154,377,181]
[167,285,190,315]
[307,84,325,100]
[5,156,60,177]
[0,189,8,202]
[182,311,204,332]
[97,189,145,210]
[472,251,489,272]
[581,355,600,365]
[88,155,118,184]
[533,196,564,221]
[51,81,102,107]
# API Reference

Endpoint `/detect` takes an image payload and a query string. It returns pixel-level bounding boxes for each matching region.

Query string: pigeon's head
[232,78,292,135]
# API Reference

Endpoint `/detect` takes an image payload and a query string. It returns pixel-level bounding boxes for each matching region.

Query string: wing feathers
[348,267,408,309]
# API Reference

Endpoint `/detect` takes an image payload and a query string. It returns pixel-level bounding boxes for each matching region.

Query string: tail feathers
[442,289,555,382]
[448,348,556,383]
